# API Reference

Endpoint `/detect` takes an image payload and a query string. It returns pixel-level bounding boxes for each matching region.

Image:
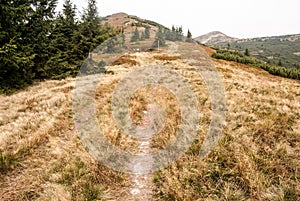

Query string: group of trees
[212,49,300,80]
[130,27,150,42]
[0,0,117,93]
[129,24,193,48]
[152,26,193,48]
[165,26,193,42]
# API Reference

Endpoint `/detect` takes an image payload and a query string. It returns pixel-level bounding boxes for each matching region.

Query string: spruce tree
[152,27,166,48]
[26,0,58,78]
[46,0,80,78]
[0,0,118,92]
[130,28,140,42]
[245,48,250,56]
[140,32,146,41]
[0,0,56,92]
[186,29,193,42]
[80,0,102,53]
[144,27,150,39]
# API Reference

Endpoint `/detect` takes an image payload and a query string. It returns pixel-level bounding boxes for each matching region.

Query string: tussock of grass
[111,55,140,66]
[154,54,181,61]
[0,150,16,173]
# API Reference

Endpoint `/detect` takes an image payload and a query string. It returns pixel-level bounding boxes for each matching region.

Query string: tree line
[129,25,194,48]
[0,0,118,93]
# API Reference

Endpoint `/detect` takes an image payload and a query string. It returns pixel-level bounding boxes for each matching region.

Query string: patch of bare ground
[293,52,300,56]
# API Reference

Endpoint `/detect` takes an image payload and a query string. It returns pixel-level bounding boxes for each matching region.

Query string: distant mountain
[194,31,238,45]
[212,33,300,68]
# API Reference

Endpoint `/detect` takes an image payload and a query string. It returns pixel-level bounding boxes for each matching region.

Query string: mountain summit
[194,31,238,45]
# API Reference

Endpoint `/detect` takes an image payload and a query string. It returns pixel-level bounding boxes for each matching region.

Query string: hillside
[196,32,300,68]
[194,31,238,45]
[102,12,168,32]
[1,37,300,200]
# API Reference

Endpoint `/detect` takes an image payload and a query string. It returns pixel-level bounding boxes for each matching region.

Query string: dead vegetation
[0,43,299,200]
[111,55,140,66]
[152,49,300,200]
[153,54,181,61]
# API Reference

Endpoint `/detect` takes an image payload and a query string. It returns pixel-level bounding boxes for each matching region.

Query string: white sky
[57,0,300,38]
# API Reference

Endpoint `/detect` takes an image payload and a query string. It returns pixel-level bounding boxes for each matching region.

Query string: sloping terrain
[196,31,300,68]
[194,31,238,45]
[0,39,299,201]
[102,12,166,32]
[215,35,300,68]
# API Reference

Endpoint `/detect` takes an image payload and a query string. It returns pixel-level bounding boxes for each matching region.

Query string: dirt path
[125,104,163,201]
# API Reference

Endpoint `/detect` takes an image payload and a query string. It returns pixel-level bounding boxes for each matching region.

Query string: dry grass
[0,42,299,200]
[153,47,300,200]
[153,54,181,61]
[111,55,140,66]
[0,78,127,201]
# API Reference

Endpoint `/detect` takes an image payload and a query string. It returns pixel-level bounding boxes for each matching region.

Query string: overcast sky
[57,0,300,38]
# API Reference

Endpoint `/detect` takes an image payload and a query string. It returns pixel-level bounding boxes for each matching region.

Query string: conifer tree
[144,27,151,39]
[141,32,146,41]
[46,0,79,78]
[152,27,166,48]
[0,0,118,92]
[245,48,250,56]
[26,0,58,78]
[186,29,193,42]
[130,28,140,42]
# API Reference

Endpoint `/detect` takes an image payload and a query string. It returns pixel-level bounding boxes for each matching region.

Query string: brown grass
[153,54,181,61]
[0,78,128,201]
[0,44,299,200]
[111,55,140,66]
[153,48,300,200]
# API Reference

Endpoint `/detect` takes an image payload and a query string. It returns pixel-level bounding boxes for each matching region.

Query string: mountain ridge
[194,31,238,45]
[195,31,300,45]
[195,31,300,68]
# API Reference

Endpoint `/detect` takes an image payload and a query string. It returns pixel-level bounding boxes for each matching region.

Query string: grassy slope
[215,37,300,68]
[0,43,299,200]
[154,50,300,200]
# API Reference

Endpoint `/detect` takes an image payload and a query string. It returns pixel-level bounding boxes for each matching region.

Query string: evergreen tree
[172,25,176,32]
[166,25,184,41]
[0,0,56,92]
[144,27,150,39]
[175,26,183,41]
[245,48,250,56]
[0,0,118,92]
[80,0,102,53]
[165,29,175,41]
[121,28,126,46]
[152,27,166,48]
[227,43,231,50]
[82,0,100,24]
[130,28,140,42]
[140,32,146,41]
[186,29,193,42]
[45,0,80,78]
[25,0,58,78]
